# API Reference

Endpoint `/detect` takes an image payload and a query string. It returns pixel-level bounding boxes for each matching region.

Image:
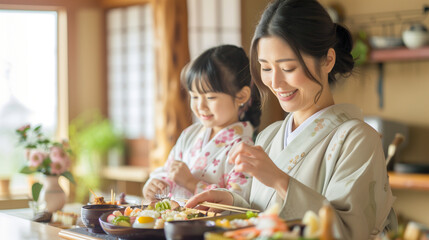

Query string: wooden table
[0,203,107,240]
[0,212,63,239]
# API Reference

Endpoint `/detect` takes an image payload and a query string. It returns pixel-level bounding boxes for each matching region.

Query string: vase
[39,175,66,213]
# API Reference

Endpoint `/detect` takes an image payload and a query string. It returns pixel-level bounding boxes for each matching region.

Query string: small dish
[81,204,125,233]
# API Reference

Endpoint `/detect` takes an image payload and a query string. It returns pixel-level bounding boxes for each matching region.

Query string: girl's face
[189,81,240,134]
[257,36,333,121]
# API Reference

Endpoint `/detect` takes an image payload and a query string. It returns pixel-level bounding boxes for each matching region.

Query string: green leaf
[37,139,50,144]
[32,182,43,202]
[20,166,37,174]
[62,171,76,184]
[34,125,42,131]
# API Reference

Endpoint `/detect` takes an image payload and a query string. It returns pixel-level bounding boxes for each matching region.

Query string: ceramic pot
[402,23,429,49]
[39,175,66,213]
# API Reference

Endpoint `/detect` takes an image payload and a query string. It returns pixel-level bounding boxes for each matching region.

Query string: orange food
[124,206,133,216]
[224,226,261,240]
[93,196,106,204]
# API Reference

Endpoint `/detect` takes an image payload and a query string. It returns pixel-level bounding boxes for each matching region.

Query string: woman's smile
[276,89,298,101]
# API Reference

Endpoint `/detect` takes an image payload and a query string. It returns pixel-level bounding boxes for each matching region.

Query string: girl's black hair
[183,45,261,128]
[250,0,355,104]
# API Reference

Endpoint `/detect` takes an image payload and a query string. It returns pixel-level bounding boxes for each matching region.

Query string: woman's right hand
[143,178,169,201]
[185,190,233,213]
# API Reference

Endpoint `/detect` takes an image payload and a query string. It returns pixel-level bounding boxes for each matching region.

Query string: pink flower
[193,157,207,170]
[50,146,66,159]
[29,150,46,167]
[18,124,30,132]
[50,146,70,170]
[50,161,66,175]
[212,159,220,166]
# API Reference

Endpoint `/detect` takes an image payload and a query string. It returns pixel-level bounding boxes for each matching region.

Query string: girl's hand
[229,143,290,198]
[185,190,233,213]
[143,178,169,201]
[168,160,199,193]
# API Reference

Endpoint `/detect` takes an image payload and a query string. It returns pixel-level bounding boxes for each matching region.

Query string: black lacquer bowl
[164,219,221,240]
[81,204,125,233]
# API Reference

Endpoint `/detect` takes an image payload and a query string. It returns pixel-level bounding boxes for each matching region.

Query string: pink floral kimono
[147,121,254,200]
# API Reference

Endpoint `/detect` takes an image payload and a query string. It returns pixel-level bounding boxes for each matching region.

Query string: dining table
[0,203,112,240]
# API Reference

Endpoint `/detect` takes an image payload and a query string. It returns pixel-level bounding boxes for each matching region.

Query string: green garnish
[155,199,171,211]
[112,216,130,224]
[246,210,258,219]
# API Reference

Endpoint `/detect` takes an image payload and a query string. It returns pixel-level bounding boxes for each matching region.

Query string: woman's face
[189,81,240,134]
[257,36,331,120]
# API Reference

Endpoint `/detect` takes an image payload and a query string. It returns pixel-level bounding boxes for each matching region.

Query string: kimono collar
[284,105,333,148]
[268,104,363,174]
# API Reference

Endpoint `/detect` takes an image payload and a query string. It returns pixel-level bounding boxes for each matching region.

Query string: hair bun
[335,23,353,53]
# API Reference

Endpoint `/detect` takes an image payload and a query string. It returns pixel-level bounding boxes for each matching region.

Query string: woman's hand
[229,142,290,199]
[143,178,169,201]
[168,160,198,193]
[185,190,234,213]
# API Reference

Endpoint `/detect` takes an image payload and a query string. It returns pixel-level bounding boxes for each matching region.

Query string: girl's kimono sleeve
[144,146,177,187]
[194,140,253,200]
[144,128,187,188]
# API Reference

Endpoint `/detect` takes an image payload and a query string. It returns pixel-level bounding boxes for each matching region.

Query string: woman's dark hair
[182,45,262,128]
[250,0,354,104]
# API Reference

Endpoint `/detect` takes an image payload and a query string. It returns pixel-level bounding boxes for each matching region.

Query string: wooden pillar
[151,0,192,169]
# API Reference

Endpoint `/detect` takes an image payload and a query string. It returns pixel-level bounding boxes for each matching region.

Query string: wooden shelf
[389,172,429,191]
[101,166,150,182]
[370,46,429,62]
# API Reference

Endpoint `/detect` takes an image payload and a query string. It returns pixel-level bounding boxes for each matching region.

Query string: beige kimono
[231,104,396,239]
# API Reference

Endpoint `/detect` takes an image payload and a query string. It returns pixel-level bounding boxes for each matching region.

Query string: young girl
[143,45,261,201]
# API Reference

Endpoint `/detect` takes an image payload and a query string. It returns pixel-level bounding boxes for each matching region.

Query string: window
[0,10,58,194]
[107,5,155,139]
[187,0,241,58]
[106,1,241,139]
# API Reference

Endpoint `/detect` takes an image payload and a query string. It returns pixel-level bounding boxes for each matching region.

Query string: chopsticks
[199,201,260,213]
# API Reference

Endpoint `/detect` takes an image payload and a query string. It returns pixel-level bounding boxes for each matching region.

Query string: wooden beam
[99,0,152,8]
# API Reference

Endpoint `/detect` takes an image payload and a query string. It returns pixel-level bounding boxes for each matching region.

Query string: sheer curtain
[0,10,58,194]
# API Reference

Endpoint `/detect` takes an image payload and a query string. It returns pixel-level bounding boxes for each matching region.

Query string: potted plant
[16,124,75,213]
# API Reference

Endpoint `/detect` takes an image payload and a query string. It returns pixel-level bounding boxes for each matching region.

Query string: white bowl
[402,30,429,49]
[369,36,403,49]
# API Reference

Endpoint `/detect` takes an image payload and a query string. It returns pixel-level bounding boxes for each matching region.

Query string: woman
[186,0,397,239]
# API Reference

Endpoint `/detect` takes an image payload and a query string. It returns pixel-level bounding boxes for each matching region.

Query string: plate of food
[204,204,334,240]
[99,199,219,240]
[163,211,261,240]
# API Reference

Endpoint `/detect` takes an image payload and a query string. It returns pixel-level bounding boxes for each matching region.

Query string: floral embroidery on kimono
[148,121,254,200]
